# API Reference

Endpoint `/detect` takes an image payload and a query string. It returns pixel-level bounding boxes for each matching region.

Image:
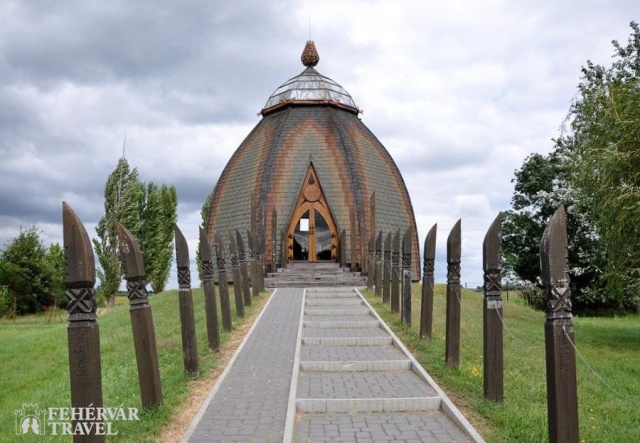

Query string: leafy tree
[565,21,640,309]
[93,158,144,307]
[0,226,63,315]
[503,148,607,311]
[196,192,213,285]
[46,243,66,309]
[141,183,177,293]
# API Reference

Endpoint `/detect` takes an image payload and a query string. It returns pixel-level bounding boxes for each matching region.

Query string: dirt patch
[157,294,270,442]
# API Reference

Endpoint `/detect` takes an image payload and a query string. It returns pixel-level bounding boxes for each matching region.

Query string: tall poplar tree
[141,183,177,293]
[93,158,144,307]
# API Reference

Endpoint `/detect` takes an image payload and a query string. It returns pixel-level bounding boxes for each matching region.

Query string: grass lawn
[362,284,640,443]
[0,286,269,442]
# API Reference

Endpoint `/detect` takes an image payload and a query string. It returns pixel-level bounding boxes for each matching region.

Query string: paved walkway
[183,288,484,443]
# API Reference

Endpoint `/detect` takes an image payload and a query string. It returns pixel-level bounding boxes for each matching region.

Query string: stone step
[303,320,380,328]
[306,299,364,306]
[300,360,412,372]
[304,308,371,316]
[296,397,441,413]
[306,287,359,294]
[265,280,366,288]
[305,293,358,298]
[301,336,394,346]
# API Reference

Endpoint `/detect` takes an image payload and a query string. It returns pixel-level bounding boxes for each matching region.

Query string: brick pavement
[183,288,303,442]
[183,287,484,442]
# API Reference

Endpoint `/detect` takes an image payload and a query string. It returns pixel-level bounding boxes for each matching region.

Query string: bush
[519,284,545,311]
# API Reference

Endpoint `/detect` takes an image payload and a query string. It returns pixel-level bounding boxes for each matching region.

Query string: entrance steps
[291,288,483,441]
[264,262,366,288]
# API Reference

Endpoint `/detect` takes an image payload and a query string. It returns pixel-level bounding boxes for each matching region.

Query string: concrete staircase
[265,262,366,288]
[290,287,482,442]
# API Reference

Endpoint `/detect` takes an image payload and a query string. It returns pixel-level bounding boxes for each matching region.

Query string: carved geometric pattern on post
[384,251,391,263]
[392,252,400,267]
[402,253,411,269]
[217,257,226,272]
[66,287,97,321]
[447,262,461,284]
[483,268,502,297]
[177,266,191,288]
[546,284,572,315]
[126,278,149,306]
[424,258,435,277]
[70,338,87,376]
[238,251,246,263]
[202,260,214,279]
[231,254,239,267]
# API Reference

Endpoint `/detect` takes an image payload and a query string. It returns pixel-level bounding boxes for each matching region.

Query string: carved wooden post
[421,224,437,340]
[236,230,251,306]
[375,232,383,297]
[367,234,375,290]
[391,230,401,313]
[339,229,347,268]
[228,231,245,318]
[445,219,462,368]
[116,222,163,409]
[257,233,264,293]
[349,210,357,272]
[402,229,412,324]
[383,232,392,304]
[541,206,579,443]
[214,231,232,331]
[271,208,277,272]
[199,227,220,352]
[257,233,267,292]
[247,230,259,299]
[280,229,287,269]
[174,224,199,377]
[483,215,503,402]
[62,202,105,443]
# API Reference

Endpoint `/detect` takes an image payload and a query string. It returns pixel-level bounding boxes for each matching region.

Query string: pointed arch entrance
[286,164,338,262]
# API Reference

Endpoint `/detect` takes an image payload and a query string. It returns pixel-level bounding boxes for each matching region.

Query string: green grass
[362,284,640,443]
[0,286,269,442]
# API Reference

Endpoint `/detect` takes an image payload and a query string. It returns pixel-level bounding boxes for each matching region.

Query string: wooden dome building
[206,41,420,277]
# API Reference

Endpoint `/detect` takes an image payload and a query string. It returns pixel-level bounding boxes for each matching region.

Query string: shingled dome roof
[206,41,420,277]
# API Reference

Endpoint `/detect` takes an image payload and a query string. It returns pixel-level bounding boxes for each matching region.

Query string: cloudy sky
[0,0,636,289]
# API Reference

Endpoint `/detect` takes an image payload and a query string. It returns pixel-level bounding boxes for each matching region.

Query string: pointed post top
[301,40,320,67]
[62,202,95,285]
[174,224,190,268]
[424,223,437,261]
[384,232,392,250]
[199,226,212,263]
[116,222,145,279]
[541,206,568,286]
[483,214,502,272]
[235,230,245,252]
[227,230,238,255]
[402,229,412,255]
[393,229,401,253]
[247,229,255,251]
[447,219,462,262]
[375,231,383,252]
[213,230,226,259]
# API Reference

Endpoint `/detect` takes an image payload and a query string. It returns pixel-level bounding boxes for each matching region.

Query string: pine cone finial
[301,40,319,67]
